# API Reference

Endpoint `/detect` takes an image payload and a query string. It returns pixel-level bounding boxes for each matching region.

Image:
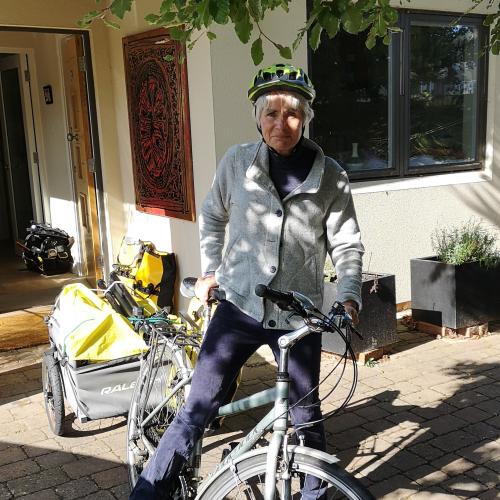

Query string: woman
[130,63,364,499]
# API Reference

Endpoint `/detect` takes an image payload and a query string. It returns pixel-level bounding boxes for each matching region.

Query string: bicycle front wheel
[197,448,374,500]
[127,340,192,487]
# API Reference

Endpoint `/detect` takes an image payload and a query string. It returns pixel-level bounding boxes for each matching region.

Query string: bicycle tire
[42,352,65,436]
[197,447,374,500]
[127,339,192,488]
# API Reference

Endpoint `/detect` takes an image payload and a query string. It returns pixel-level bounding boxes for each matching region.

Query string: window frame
[307,8,490,182]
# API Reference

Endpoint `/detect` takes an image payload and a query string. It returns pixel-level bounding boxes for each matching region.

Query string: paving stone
[407,490,460,499]
[464,422,500,441]
[77,491,115,499]
[473,487,500,499]
[367,474,416,499]
[35,450,78,469]
[447,390,489,409]
[7,468,69,496]
[17,488,59,499]
[55,477,99,499]
[0,483,11,500]
[410,466,449,487]
[91,466,128,489]
[431,454,476,476]
[465,465,500,489]
[388,449,427,472]
[431,429,479,453]
[442,473,489,496]
[0,458,40,481]
[457,439,500,464]
[110,482,130,500]
[408,442,445,461]
[476,400,500,417]
[453,406,491,424]
[423,414,468,435]
[0,445,27,466]
[62,457,120,479]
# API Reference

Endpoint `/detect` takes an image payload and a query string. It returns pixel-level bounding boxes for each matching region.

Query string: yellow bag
[49,283,148,362]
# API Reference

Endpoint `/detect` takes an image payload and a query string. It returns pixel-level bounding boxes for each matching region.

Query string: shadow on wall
[451,178,500,237]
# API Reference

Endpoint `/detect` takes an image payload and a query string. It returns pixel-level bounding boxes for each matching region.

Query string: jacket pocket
[220,236,250,297]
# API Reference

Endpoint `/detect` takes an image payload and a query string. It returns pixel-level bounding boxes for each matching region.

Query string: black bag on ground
[21,222,74,275]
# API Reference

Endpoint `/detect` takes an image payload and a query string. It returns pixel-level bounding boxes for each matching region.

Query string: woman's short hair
[254,91,314,127]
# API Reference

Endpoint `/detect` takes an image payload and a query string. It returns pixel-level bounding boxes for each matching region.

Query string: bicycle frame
[139,321,315,500]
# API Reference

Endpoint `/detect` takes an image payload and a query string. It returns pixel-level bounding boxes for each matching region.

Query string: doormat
[0,306,51,351]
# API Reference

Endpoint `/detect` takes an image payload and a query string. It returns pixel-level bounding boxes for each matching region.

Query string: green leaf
[309,22,322,51]
[178,53,186,65]
[157,12,177,25]
[318,10,339,39]
[484,14,498,27]
[331,0,349,17]
[210,0,230,24]
[169,26,185,40]
[234,12,252,43]
[376,15,387,36]
[341,6,363,34]
[103,18,121,29]
[382,7,398,25]
[77,10,101,27]
[144,13,160,24]
[382,33,390,45]
[160,0,174,15]
[277,44,292,59]
[365,33,376,50]
[163,54,175,61]
[109,0,133,20]
[207,31,217,40]
[251,37,263,65]
[249,0,262,20]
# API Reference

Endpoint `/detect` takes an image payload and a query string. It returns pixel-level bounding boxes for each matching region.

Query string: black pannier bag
[21,222,74,275]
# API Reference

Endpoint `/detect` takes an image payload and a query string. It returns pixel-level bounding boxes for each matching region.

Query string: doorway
[0,29,107,321]
[0,53,36,254]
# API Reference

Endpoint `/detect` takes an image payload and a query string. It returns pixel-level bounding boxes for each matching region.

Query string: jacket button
[270,266,276,273]
[268,320,276,327]
[275,209,283,217]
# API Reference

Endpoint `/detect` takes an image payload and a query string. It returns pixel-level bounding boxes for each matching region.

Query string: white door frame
[0,46,49,227]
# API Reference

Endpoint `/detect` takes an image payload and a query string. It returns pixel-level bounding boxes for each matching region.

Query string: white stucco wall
[208,0,500,303]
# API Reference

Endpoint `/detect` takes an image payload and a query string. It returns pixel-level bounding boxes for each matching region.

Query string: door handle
[67,132,79,142]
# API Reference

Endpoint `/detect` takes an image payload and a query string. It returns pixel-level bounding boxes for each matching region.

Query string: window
[308,10,489,181]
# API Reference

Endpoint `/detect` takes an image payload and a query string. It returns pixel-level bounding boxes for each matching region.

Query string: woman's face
[259,93,303,156]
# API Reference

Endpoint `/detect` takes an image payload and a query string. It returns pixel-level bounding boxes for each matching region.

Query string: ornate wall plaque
[123,29,195,221]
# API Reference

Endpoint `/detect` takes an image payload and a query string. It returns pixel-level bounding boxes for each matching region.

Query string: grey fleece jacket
[199,138,364,330]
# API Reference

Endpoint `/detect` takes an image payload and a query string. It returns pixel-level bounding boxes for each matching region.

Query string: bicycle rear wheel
[127,339,192,487]
[197,448,374,500]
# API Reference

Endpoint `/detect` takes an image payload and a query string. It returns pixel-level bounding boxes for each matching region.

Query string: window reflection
[409,22,478,167]
[310,30,391,173]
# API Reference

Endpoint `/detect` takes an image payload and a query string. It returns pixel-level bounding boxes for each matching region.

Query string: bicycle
[126,279,375,499]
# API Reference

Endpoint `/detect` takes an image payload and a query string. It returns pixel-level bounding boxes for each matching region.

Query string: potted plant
[411,219,500,330]
[322,260,397,355]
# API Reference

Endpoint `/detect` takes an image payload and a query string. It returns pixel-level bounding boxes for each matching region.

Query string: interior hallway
[0,242,85,350]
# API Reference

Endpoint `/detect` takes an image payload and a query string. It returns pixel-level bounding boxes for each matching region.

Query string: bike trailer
[43,283,148,434]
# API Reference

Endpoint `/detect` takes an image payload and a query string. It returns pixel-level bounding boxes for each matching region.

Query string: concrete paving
[0,323,499,499]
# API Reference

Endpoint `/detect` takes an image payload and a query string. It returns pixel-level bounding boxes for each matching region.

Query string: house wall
[209,0,500,304]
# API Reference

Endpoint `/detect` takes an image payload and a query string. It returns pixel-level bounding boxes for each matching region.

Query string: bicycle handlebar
[254,284,295,310]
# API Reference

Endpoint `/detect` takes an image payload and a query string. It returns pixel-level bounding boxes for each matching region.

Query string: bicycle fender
[194,445,339,499]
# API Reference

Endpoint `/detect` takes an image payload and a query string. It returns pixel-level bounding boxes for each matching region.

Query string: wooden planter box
[411,257,500,329]
[321,273,397,355]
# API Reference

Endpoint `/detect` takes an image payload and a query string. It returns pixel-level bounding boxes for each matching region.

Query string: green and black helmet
[248,63,316,104]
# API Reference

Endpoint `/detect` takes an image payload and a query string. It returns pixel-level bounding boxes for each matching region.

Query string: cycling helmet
[248,63,316,104]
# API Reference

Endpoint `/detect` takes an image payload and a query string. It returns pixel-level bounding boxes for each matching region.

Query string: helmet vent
[276,69,284,77]
[289,72,297,80]
[263,72,271,81]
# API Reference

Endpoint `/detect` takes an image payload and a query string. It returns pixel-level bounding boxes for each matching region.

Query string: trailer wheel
[42,352,65,436]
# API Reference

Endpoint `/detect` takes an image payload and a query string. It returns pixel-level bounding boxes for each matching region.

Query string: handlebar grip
[255,284,294,310]
[209,287,226,302]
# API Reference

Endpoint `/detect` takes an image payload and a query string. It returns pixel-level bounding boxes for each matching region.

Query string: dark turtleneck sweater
[268,140,317,199]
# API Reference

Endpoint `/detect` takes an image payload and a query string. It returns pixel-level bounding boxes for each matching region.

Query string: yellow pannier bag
[49,283,148,362]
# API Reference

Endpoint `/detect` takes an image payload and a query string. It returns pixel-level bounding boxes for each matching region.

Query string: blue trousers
[130,301,326,499]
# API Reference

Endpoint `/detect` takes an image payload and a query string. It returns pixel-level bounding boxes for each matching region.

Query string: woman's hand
[342,300,359,326]
[195,275,218,304]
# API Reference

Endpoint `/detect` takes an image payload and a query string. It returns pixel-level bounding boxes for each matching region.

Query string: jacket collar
[245,138,326,200]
